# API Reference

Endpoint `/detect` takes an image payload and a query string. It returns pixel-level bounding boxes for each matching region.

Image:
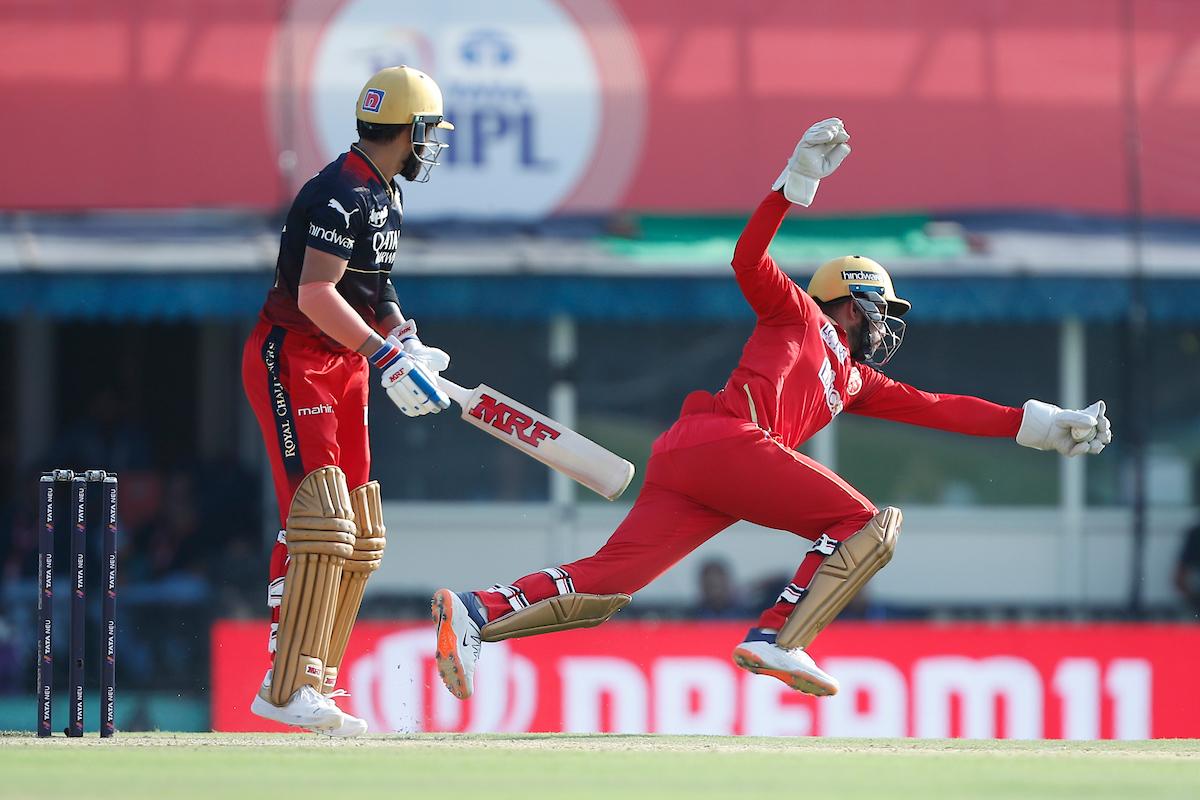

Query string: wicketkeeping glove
[1016,399,1113,457]
[370,336,450,417]
[771,117,852,207]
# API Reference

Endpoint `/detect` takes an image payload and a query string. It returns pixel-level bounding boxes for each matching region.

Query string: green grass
[1,733,1197,800]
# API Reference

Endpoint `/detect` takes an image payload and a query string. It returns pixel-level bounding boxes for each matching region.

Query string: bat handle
[435,376,473,408]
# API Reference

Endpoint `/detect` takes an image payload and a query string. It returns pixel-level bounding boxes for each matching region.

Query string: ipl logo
[299,0,643,219]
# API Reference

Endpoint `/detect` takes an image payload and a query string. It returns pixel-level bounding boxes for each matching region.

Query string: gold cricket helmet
[356,66,455,130]
[807,255,911,317]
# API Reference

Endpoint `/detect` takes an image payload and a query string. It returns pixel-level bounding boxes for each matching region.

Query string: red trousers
[478,410,878,632]
[241,319,371,652]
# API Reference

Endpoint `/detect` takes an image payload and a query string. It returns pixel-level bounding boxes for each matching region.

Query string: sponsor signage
[212,621,1199,738]
[4,1,1199,216]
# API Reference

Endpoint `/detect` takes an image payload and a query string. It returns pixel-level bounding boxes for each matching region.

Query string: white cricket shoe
[431,588,482,700]
[319,690,368,737]
[732,634,839,697]
[250,670,343,730]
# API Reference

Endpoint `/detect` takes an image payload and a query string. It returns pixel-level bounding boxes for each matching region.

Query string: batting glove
[1016,399,1113,457]
[772,118,852,207]
[370,336,450,417]
[389,319,450,374]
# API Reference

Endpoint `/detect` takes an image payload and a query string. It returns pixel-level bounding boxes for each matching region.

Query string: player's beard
[848,317,880,363]
[399,151,422,182]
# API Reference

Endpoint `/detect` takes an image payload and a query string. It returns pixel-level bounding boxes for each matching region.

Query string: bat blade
[439,378,635,500]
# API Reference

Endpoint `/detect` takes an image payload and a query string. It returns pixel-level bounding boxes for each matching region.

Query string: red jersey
[702,190,1022,449]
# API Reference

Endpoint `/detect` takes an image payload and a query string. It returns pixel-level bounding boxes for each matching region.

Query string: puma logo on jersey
[327,198,359,228]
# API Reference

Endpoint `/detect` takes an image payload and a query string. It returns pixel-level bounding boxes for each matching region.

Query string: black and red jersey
[261,144,404,350]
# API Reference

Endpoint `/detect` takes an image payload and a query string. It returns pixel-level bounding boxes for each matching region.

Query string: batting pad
[481,593,632,642]
[269,466,356,707]
[777,507,902,650]
[323,480,386,694]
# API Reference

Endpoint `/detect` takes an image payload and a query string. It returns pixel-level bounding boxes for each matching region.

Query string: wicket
[37,469,118,738]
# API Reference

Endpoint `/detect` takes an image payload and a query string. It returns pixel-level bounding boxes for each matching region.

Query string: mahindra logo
[469,394,561,448]
[297,404,334,416]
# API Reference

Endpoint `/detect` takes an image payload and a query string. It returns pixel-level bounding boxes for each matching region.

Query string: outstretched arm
[732,118,853,323]
[731,190,805,322]
[848,366,1112,455]
[847,367,1022,436]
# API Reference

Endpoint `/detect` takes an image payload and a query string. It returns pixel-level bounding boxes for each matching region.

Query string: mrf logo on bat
[469,394,562,448]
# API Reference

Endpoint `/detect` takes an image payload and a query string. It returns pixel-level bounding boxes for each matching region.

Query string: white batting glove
[390,319,450,374]
[1016,399,1113,457]
[369,336,450,417]
[771,118,852,207]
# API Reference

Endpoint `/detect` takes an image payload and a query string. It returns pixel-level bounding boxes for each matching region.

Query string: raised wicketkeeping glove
[389,319,450,374]
[771,117,852,207]
[370,335,450,417]
[1016,399,1113,457]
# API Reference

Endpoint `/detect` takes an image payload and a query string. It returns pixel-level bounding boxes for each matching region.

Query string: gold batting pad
[777,507,902,650]
[480,593,631,642]
[269,466,356,707]
[323,481,386,694]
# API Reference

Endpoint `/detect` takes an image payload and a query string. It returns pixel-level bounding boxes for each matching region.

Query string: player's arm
[732,118,851,323]
[847,366,1112,456]
[296,196,448,417]
[297,248,382,356]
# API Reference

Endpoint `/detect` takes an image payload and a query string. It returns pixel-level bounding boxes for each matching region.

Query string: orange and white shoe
[431,589,483,700]
[732,629,839,697]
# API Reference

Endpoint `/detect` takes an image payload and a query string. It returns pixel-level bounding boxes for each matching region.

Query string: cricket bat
[436,377,635,501]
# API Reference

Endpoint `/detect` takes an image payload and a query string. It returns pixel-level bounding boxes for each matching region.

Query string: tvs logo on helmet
[841,270,881,282]
[361,88,385,113]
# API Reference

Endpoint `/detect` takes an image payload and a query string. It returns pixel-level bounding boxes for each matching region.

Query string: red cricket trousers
[478,404,879,632]
[241,319,371,653]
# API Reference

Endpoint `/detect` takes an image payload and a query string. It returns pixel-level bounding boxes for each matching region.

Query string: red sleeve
[730,190,811,324]
[848,366,1023,437]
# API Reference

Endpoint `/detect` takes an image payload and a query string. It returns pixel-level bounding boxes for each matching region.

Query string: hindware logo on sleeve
[284,0,645,219]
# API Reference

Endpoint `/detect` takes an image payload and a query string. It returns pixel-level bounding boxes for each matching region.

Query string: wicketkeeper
[241,66,453,735]
[432,118,1113,700]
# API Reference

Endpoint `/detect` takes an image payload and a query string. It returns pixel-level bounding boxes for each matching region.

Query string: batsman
[241,66,454,735]
[432,118,1113,700]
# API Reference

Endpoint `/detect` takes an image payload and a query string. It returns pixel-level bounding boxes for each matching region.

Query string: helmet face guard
[849,287,906,366]
[408,114,450,183]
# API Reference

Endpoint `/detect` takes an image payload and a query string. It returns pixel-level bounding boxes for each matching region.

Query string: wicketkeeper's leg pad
[323,480,386,693]
[480,593,632,642]
[269,466,356,707]
[776,507,902,650]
